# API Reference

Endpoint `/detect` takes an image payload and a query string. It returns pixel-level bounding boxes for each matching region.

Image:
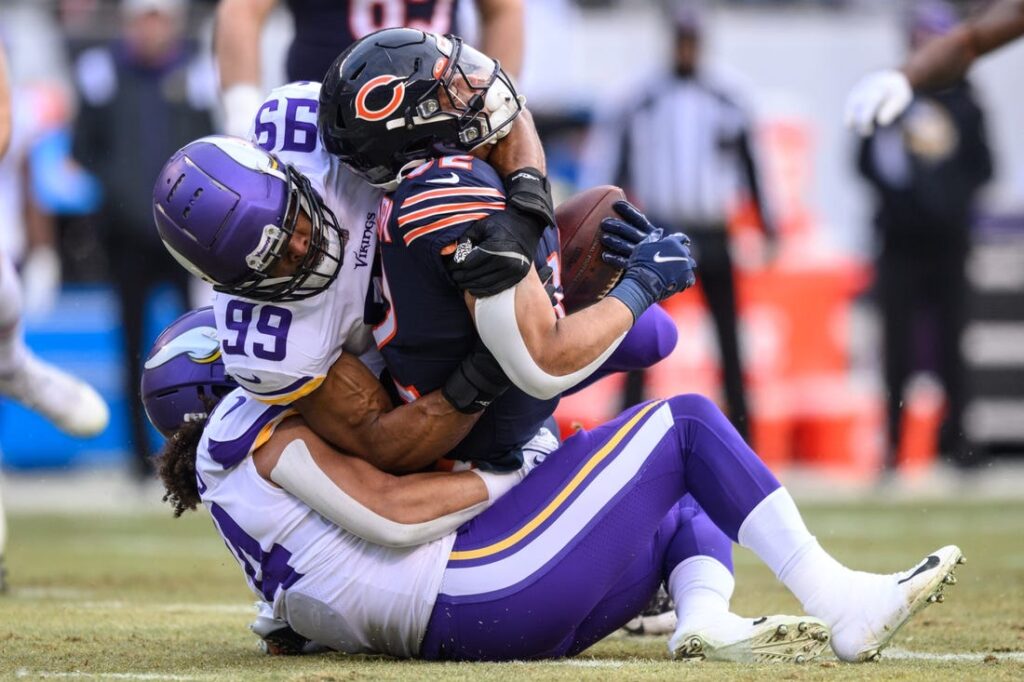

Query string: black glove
[599,201,660,269]
[442,341,511,414]
[446,167,554,297]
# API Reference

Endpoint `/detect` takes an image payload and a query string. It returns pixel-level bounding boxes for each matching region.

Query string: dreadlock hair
[155,418,208,517]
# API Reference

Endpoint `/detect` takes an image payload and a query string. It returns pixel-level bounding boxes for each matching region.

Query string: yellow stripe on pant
[449,400,664,562]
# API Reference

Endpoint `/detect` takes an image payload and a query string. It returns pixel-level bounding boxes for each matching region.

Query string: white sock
[0,253,27,378]
[737,488,850,620]
[669,555,735,629]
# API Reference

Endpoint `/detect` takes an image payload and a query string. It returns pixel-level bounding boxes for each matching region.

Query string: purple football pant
[566,304,678,395]
[420,394,779,661]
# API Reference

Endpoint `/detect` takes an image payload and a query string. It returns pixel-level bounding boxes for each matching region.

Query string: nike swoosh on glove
[608,233,697,321]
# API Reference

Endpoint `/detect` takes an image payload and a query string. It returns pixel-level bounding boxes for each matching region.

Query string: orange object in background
[897,375,946,475]
[554,116,912,479]
[553,252,885,479]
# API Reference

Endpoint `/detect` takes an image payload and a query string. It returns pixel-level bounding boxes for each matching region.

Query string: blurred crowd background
[1,0,1023,484]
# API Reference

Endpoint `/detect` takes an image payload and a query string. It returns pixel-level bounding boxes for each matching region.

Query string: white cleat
[0,353,109,437]
[670,614,831,664]
[830,545,964,662]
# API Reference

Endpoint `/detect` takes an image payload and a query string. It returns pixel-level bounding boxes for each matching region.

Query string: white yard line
[69,601,253,615]
[15,671,212,681]
[885,647,1024,662]
[549,660,625,668]
[8,595,254,615]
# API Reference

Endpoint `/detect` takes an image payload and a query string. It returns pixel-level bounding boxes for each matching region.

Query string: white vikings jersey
[196,388,455,657]
[214,81,384,405]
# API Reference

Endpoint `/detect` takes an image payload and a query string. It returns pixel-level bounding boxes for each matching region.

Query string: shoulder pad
[391,156,506,247]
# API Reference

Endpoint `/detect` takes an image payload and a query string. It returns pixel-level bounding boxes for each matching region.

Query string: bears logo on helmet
[318,28,523,190]
[354,75,408,122]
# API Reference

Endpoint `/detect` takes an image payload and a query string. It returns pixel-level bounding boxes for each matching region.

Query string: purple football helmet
[141,307,236,438]
[153,135,347,302]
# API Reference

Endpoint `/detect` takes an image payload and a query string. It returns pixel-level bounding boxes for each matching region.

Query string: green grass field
[1,500,1022,681]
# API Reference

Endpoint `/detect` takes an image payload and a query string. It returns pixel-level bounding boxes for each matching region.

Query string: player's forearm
[477,0,524,79]
[0,46,12,160]
[295,358,478,474]
[473,268,632,386]
[488,108,546,176]
[377,470,489,524]
[358,392,481,474]
[296,434,488,524]
[215,0,274,91]
[257,421,490,546]
[902,26,978,90]
[533,297,633,375]
[903,0,1024,90]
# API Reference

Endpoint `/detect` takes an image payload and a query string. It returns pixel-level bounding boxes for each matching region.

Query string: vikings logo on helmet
[204,135,288,181]
[143,325,221,370]
[141,307,236,438]
[355,75,408,122]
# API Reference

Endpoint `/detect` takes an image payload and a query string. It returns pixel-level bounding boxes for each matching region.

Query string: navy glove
[446,168,555,297]
[608,233,697,321]
[600,201,660,269]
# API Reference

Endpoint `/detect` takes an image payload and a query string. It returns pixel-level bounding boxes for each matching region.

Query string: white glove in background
[221,83,264,139]
[844,70,914,136]
[21,246,60,317]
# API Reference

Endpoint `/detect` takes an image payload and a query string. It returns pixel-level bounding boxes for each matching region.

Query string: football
[556,185,628,312]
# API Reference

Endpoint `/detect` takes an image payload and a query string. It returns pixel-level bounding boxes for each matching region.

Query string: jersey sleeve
[227,365,326,406]
[213,294,329,405]
[390,156,507,275]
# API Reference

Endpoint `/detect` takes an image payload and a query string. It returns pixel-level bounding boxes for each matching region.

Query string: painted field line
[549,660,625,668]
[885,648,1024,662]
[10,587,97,600]
[69,601,253,615]
[14,670,214,681]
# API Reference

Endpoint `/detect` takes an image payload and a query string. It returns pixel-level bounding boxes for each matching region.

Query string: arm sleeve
[270,439,487,547]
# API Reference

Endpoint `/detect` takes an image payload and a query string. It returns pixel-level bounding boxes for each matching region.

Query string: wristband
[472,468,526,502]
[608,277,654,323]
[505,167,555,230]
[442,355,509,414]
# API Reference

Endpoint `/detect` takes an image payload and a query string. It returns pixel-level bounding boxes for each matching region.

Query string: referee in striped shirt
[581,7,774,439]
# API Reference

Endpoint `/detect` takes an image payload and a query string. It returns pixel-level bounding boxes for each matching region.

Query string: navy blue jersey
[284,0,463,82]
[373,155,562,470]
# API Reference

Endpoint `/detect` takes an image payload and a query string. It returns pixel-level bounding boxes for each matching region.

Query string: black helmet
[318,28,522,189]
